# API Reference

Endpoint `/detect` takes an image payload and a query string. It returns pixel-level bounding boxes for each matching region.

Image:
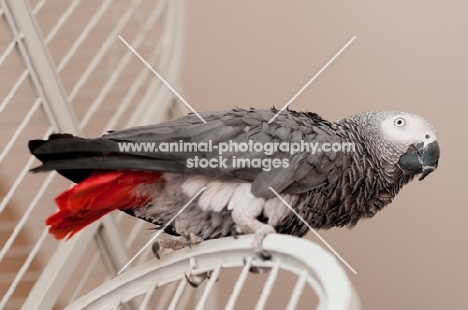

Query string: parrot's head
[348,111,440,181]
[379,111,440,180]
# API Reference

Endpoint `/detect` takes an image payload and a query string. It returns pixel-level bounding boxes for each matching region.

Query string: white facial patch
[380,113,438,144]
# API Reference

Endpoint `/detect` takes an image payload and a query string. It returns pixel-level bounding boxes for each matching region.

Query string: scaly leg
[152,238,186,259]
[231,209,276,260]
[152,233,204,259]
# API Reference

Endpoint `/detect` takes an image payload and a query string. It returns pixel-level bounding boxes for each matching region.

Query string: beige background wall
[180,1,467,309]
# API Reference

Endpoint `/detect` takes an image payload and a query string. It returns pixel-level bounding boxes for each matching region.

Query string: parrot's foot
[185,273,209,288]
[243,258,271,274]
[152,234,204,259]
[185,233,204,248]
[252,224,276,260]
[184,257,217,287]
[152,238,187,259]
[185,270,217,287]
[231,209,276,260]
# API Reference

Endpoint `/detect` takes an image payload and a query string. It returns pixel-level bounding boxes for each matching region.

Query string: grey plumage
[29,108,440,258]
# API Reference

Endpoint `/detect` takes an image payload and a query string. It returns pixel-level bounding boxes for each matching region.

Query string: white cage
[0,1,361,309]
[65,235,360,310]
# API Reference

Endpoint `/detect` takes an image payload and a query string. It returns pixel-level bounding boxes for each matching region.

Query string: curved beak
[397,141,440,180]
[417,141,440,180]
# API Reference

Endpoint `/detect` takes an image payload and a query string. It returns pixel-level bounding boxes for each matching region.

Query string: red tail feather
[47,170,161,240]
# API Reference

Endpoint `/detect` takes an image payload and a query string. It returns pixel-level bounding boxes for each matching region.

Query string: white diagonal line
[118,187,206,275]
[118,35,207,123]
[269,187,357,274]
[268,36,356,124]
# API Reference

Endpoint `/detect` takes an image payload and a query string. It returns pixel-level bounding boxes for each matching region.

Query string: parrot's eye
[394,118,406,127]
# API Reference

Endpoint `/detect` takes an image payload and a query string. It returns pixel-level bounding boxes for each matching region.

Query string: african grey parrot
[29,108,439,261]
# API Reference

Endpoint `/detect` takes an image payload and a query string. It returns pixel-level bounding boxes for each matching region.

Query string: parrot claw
[152,242,161,260]
[243,258,271,274]
[184,271,215,287]
[231,225,239,239]
[251,265,271,274]
[185,273,204,288]
[256,250,272,261]
[184,257,212,287]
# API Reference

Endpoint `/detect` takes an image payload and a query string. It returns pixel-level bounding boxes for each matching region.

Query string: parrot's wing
[30,108,347,198]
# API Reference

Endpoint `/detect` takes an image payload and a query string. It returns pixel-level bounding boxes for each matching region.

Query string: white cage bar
[65,235,361,310]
